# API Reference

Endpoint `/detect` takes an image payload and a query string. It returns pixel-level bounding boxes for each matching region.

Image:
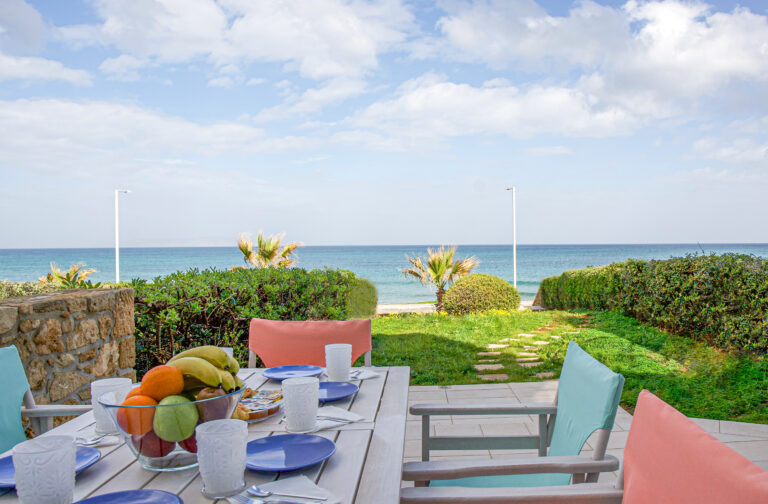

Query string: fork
[230,493,304,504]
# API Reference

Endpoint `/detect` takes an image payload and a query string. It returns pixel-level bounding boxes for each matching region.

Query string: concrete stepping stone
[517,333,535,338]
[533,341,550,346]
[523,345,538,351]
[478,351,501,356]
[474,364,505,371]
[486,344,509,349]
[515,357,540,362]
[550,335,562,340]
[500,338,520,342]
[477,359,499,363]
[519,362,543,368]
[562,331,581,334]
[516,352,538,357]
[479,374,509,381]
[536,371,556,378]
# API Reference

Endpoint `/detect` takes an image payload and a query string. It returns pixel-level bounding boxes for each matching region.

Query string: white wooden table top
[1,366,410,504]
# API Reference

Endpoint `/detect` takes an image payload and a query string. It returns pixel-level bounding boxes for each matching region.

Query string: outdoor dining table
[0,366,410,504]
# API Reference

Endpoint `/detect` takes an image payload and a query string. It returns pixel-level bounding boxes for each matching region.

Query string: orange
[141,365,184,401]
[117,395,158,436]
[125,386,144,399]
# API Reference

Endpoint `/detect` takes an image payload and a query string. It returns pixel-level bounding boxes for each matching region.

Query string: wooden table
[1,366,410,504]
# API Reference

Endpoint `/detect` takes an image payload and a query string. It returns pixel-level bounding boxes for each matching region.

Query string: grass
[370,310,768,424]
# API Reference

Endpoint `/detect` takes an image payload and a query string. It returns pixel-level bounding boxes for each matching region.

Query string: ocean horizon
[2,243,767,303]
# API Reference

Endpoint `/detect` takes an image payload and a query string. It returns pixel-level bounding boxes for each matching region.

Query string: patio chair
[407,341,624,488]
[0,345,91,453]
[247,318,372,368]
[400,390,768,503]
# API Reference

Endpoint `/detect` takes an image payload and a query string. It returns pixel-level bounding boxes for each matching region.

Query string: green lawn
[370,310,768,424]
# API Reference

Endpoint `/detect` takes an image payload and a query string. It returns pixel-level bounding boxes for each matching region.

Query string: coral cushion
[249,318,371,367]
[624,390,768,503]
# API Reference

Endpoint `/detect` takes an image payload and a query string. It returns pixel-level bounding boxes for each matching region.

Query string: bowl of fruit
[99,346,246,472]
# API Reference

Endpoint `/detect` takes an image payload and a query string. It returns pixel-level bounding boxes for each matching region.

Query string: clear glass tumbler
[196,419,248,499]
[282,377,319,432]
[325,344,352,381]
[91,377,133,435]
[12,435,76,504]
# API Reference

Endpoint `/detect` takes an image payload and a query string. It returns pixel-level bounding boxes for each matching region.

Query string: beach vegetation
[0,280,60,300]
[38,262,102,289]
[371,310,768,424]
[538,254,768,354]
[402,246,479,311]
[237,231,302,268]
[443,273,520,314]
[346,277,378,319]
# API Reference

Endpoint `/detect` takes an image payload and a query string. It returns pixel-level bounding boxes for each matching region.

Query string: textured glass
[91,378,132,435]
[196,420,247,498]
[325,344,352,382]
[282,377,319,432]
[12,436,76,504]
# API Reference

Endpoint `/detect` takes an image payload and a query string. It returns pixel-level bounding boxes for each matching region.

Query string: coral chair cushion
[249,318,372,367]
[624,390,768,504]
[0,345,31,454]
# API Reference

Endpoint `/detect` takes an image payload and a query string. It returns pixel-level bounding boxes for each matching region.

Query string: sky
[1,0,768,248]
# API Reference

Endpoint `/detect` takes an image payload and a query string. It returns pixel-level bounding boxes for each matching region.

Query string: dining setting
[0,318,409,504]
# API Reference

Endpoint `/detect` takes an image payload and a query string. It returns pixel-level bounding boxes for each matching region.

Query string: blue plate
[319,382,359,403]
[263,365,324,381]
[0,446,101,488]
[75,490,182,503]
[246,434,336,472]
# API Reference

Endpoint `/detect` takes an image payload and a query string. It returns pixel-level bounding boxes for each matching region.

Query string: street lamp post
[114,189,131,283]
[505,187,517,289]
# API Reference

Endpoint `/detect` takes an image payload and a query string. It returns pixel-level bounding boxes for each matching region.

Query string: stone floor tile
[606,430,630,449]
[720,420,768,438]
[479,422,532,436]
[447,383,511,390]
[479,373,509,381]
[691,417,720,433]
[408,390,447,401]
[474,363,505,371]
[409,385,441,391]
[724,440,768,460]
[447,389,516,400]
[435,423,482,437]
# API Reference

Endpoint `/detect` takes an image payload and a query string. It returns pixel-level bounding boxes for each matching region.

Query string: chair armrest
[21,405,92,418]
[403,455,620,481]
[410,402,557,416]
[400,483,624,504]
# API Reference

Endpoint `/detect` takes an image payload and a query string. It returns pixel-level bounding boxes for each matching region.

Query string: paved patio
[403,381,768,487]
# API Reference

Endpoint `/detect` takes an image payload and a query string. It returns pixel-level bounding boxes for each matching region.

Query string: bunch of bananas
[165,346,244,394]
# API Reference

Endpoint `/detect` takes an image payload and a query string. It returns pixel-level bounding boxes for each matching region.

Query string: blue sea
[1,244,767,303]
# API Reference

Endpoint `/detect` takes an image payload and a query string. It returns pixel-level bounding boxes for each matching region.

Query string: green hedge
[346,277,378,319]
[0,280,61,300]
[538,254,768,353]
[132,267,373,375]
[443,274,521,314]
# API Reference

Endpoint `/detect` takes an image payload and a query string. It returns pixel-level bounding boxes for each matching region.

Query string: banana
[227,355,240,374]
[168,346,229,370]
[218,368,236,393]
[168,357,222,388]
[234,375,245,390]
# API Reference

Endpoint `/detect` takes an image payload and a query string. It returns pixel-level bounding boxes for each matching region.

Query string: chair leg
[248,350,256,368]
[364,351,372,367]
[422,415,431,461]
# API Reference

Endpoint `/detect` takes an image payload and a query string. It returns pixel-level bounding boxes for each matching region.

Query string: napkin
[228,475,340,504]
[314,405,363,432]
[350,368,379,380]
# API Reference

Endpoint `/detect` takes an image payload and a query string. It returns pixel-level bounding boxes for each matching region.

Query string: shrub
[0,280,60,300]
[537,254,768,354]
[443,274,520,315]
[132,267,367,375]
[346,277,378,319]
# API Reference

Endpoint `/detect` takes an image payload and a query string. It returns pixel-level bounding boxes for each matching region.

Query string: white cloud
[335,73,638,150]
[99,54,147,81]
[247,77,266,86]
[207,76,235,88]
[526,145,573,156]
[692,137,768,164]
[255,78,367,122]
[0,51,92,85]
[0,98,316,174]
[0,0,45,53]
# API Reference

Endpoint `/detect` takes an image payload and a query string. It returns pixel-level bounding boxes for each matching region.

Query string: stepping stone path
[519,362,543,368]
[478,351,501,356]
[517,333,535,338]
[524,345,539,351]
[516,352,538,357]
[562,331,581,335]
[477,359,498,363]
[533,340,550,346]
[479,374,509,381]
[515,357,540,362]
[550,335,562,340]
[486,344,509,349]
[474,364,504,371]
[500,338,520,342]
[536,371,556,379]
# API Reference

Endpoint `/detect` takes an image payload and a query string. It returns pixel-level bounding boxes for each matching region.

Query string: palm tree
[237,232,302,268]
[402,246,479,310]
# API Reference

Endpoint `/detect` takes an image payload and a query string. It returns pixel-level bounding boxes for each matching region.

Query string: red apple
[132,430,175,457]
[179,434,197,453]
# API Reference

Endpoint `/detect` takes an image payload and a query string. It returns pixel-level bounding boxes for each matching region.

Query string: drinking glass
[12,436,76,504]
[91,377,133,435]
[325,344,352,381]
[282,377,319,432]
[196,419,248,498]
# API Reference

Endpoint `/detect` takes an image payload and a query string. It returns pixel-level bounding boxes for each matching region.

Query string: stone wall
[0,288,136,409]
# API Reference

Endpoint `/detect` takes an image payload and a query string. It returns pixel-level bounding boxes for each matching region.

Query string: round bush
[443,274,520,315]
[346,277,378,319]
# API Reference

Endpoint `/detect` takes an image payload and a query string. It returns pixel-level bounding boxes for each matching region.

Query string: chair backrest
[248,318,372,367]
[623,390,768,503]
[548,342,625,458]
[0,345,31,453]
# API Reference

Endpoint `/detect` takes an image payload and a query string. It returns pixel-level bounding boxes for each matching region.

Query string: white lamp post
[505,187,517,289]
[114,189,131,283]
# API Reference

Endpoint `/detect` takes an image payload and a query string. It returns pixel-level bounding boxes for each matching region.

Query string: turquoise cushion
[431,342,624,488]
[0,346,31,453]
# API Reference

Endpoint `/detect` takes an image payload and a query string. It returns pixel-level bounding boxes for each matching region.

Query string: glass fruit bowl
[99,387,245,472]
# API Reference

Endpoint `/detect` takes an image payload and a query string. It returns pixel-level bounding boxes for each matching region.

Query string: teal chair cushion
[432,341,624,488]
[0,346,31,454]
